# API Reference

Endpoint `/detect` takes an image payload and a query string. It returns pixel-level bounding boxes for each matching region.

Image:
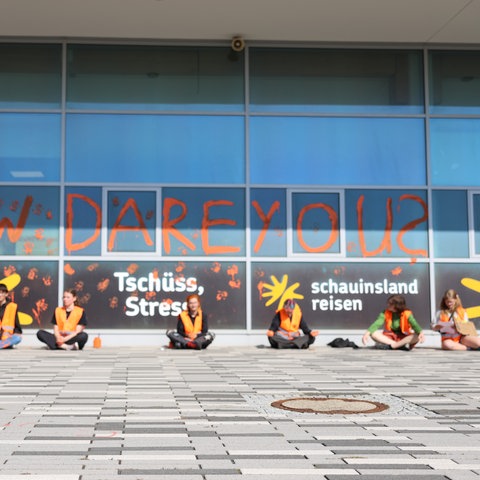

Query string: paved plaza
[0,345,480,479]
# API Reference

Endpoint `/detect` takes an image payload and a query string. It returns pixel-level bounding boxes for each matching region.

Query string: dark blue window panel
[66,114,245,184]
[431,119,480,186]
[429,50,480,115]
[0,113,61,182]
[0,44,62,109]
[66,45,244,112]
[250,116,426,186]
[250,48,424,114]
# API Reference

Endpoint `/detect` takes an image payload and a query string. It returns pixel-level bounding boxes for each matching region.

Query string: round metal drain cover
[271,397,389,414]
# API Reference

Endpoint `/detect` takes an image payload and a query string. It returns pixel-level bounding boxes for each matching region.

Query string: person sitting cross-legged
[266,299,319,349]
[431,289,480,351]
[362,294,424,350]
[37,289,88,350]
[166,294,215,350]
[0,283,22,349]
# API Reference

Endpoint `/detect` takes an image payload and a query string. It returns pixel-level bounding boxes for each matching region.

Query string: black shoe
[375,343,392,350]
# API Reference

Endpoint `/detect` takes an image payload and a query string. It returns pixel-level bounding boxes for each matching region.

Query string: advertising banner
[252,262,430,330]
[63,260,246,329]
[434,263,480,326]
[0,261,59,330]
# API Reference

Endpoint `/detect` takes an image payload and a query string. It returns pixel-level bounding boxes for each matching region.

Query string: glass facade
[250,48,424,114]
[1,42,480,334]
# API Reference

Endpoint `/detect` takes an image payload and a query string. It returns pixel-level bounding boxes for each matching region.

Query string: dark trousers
[268,333,315,349]
[37,330,88,350]
[166,330,215,350]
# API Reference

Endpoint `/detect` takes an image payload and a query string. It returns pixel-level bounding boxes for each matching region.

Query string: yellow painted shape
[0,273,21,292]
[461,277,480,293]
[465,306,480,320]
[18,312,33,326]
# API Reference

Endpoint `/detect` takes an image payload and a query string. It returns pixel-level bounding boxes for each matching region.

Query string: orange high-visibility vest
[384,309,413,335]
[0,302,17,340]
[278,305,302,333]
[55,306,84,334]
[179,310,203,336]
[439,307,467,324]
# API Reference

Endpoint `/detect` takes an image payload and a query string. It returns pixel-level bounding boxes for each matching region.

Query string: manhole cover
[271,397,389,414]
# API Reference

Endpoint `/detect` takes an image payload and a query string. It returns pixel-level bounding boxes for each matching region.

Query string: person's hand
[362,331,371,345]
[310,330,319,337]
[55,337,64,346]
[418,331,425,343]
[266,330,274,337]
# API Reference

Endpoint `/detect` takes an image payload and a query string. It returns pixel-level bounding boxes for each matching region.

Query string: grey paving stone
[326,476,448,480]
[3,346,480,479]
[120,468,241,475]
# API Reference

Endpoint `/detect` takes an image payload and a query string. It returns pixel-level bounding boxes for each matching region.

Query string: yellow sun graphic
[261,274,304,310]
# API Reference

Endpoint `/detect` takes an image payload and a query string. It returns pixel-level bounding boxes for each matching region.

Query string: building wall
[1,42,480,342]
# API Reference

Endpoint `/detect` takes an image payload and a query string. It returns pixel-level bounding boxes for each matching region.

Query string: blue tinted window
[65,187,102,256]
[162,188,245,257]
[430,119,480,186]
[292,192,340,254]
[250,48,424,114]
[0,44,62,109]
[107,191,156,253]
[250,189,286,256]
[431,190,468,258]
[345,190,428,258]
[67,45,244,112]
[0,186,60,255]
[429,51,480,114]
[250,117,426,185]
[0,113,61,182]
[66,114,245,184]
[473,193,480,256]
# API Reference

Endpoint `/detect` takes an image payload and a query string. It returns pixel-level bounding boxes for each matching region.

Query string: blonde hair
[440,289,462,311]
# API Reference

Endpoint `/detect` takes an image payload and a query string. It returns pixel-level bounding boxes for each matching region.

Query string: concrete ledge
[19,330,443,348]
